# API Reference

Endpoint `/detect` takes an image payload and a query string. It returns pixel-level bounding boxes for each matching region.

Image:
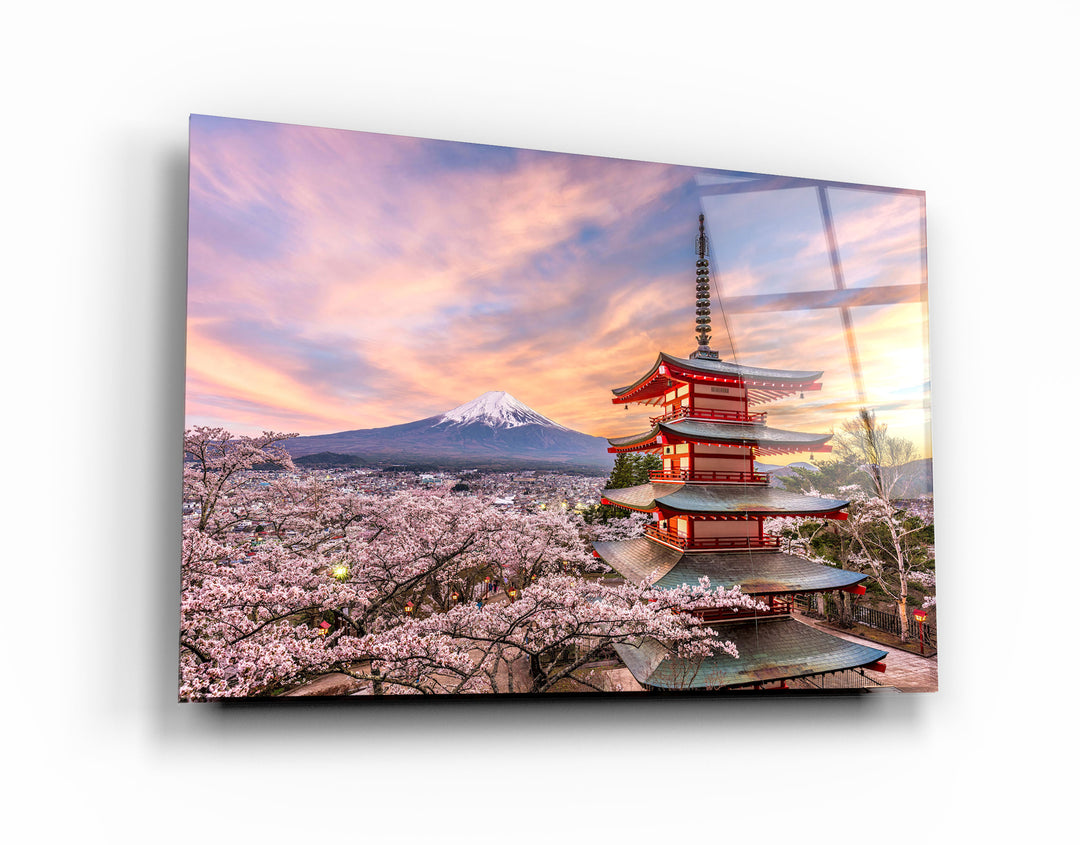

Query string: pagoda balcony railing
[692,597,794,623]
[645,524,781,551]
[644,524,688,548]
[649,468,769,484]
[650,407,767,426]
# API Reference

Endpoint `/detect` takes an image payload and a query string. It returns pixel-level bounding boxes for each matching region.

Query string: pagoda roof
[613,617,888,689]
[607,419,833,453]
[612,352,823,402]
[593,537,866,594]
[601,482,848,517]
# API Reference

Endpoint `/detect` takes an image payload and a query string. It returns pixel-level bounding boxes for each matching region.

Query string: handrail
[680,535,781,550]
[649,469,769,484]
[644,524,781,550]
[643,524,688,548]
[650,407,767,426]
[692,607,789,623]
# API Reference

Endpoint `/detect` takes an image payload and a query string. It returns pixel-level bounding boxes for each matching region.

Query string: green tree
[587,453,662,522]
[777,457,863,496]
[630,453,661,484]
[833,408,918,500]
[775,411,934,640]
[607,453,640,489]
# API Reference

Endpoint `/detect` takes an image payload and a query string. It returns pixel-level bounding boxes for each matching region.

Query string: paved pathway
[794,611,938,692]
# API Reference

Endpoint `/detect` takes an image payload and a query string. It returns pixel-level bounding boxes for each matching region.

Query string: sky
[186,115,932,462]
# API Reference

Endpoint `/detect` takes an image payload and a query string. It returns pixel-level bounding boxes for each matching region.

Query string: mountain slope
[282,391,613,468]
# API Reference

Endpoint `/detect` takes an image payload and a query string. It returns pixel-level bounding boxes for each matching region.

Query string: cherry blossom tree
[343,575,762,694]
[772,411,935,641]
[180,428,762,699]
[183,426,298,533]
[582,511,649,545]
[837,485,934,640]
[908,570,937,609]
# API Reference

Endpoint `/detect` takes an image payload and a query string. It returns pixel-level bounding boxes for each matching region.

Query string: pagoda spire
[691,213,719,360]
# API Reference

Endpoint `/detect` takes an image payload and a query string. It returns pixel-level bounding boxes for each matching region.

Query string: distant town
[183,465,609,529]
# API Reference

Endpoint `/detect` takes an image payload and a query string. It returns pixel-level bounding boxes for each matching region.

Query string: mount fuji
[281,391,613,470]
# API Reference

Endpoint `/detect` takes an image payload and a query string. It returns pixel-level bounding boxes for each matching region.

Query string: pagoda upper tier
[593,537,865,594]
[600,481,849,519]
[612,351,824,407]
[608,419,833,456]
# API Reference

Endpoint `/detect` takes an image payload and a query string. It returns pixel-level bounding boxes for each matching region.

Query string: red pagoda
[594,215,888,691]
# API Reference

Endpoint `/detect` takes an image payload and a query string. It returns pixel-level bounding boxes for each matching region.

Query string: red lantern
[404,601,414,614]
[912,607,928,655]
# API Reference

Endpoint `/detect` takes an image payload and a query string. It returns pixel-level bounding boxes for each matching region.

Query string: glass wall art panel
[181,115,936,700]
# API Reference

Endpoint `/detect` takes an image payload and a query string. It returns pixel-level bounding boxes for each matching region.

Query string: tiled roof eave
[600,483,849,516]
[593,537,866,593]
[614,617,888,689]
[610,351,825,399]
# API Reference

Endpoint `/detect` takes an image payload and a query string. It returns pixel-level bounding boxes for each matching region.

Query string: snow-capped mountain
[281,391,611,469]
[435,391,572,431]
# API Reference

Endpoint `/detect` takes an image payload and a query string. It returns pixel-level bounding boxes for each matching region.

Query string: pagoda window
[694,454,754,473]
[695,520,756,541]
[693,383,746,400]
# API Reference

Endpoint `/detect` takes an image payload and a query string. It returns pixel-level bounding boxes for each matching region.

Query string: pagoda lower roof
[601,482,849,516]
[607,419,832,452]
[614,616,888,689]
[612,352,824,400]
[593,537,866,594]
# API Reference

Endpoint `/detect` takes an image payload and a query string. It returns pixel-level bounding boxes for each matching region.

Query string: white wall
[4,2,1075,843]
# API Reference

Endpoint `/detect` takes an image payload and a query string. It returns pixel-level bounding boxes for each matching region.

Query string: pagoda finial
[690,213,720,360]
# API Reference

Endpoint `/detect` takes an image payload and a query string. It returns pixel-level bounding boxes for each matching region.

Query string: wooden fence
[796,594,936,649]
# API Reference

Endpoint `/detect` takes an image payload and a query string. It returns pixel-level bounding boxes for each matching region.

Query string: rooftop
[593,537,866,594]
[601,482,849,516]
[612,352,824,400]
[614,616,888,689]
[607,419,833,452]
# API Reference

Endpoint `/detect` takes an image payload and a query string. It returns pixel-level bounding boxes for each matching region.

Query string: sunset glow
[186,116,932,461]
